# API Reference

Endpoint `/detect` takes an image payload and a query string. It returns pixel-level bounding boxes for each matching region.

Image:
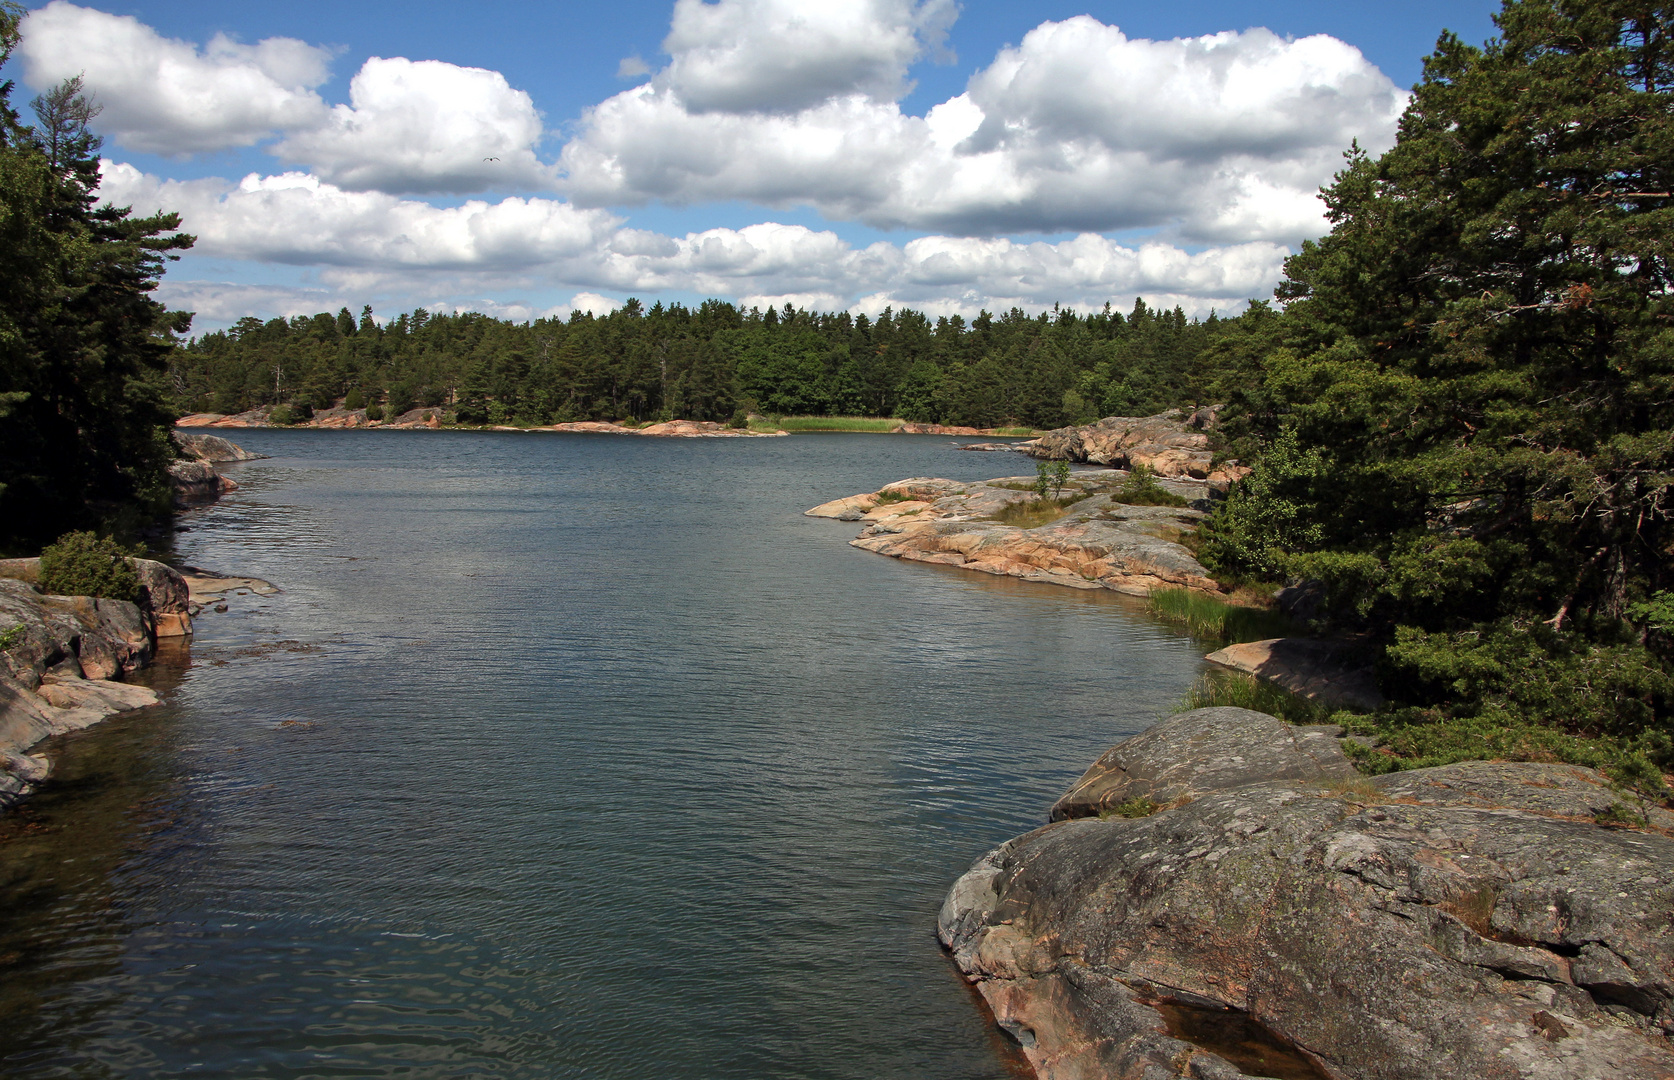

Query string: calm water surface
[0,430,1209,1078]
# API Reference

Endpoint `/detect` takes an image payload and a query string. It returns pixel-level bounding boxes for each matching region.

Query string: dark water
[0,430,1208,1078]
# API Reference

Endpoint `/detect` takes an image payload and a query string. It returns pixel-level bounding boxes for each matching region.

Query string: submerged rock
[942,708,1674,1080]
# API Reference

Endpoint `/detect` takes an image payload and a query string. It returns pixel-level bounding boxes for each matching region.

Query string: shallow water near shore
[0,430,1208,1079]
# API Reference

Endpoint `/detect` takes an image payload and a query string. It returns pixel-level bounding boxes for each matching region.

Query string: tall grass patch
[1179,670,1331,725]
[765,416,905,433]
[1147,587,1295,644]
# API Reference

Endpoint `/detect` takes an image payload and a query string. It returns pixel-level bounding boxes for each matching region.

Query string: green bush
[1113,463,1188,507]
[365,404,385,421]
[344,388,367,410]
[269,404,298,425]
[39,531,140,601]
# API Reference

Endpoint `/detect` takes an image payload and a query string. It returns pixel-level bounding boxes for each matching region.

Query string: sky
[3,0,1504,332]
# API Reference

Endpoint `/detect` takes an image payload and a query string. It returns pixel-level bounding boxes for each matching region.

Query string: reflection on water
[0,431,1208,1078]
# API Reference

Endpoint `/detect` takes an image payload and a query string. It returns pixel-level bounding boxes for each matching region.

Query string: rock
[36,674,159,715]
[175,407,272,428]
[535,421,635,434]
[819,473,1221,596]
[1204,637,1384,711]
[637,419,787,437]
[385,407,444,428]
[168,459,238,506]
[179,567,279,605]
[1049,707,1357,820]
[171,430,263,462]
[1027,411,1253,487]
[0,579,164,810]
[943,717,1674,1080]
[0,557,192,639]
[958,442,1021,451]
[805,493,881,519]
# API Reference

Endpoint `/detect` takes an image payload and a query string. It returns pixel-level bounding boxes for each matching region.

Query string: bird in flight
[484,157,500,161]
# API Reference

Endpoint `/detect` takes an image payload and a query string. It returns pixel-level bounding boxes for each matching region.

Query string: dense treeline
[169,296,1257,430]
[0,3,193,551]
[1200,0,1674,787]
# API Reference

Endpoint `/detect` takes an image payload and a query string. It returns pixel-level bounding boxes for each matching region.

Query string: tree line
[0,2,192,551]
[169,296,1262,431]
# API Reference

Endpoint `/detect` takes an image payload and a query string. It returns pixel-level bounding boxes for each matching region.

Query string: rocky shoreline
[940,706,1674,1080]
[809,471,1221,597]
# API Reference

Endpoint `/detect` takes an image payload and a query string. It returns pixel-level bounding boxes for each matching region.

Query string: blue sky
[7,0,1503,330]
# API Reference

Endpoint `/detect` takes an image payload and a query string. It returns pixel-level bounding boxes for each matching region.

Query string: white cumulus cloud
[101,163,1289,318]
[562,16,1406,242]
[16,0,332,155]
[659,0,955,113]
[273,57,554,194]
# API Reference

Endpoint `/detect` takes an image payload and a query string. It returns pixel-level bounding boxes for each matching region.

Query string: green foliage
[38,530,140,601]
[0,19,193,550]
[343,388,366,410]
[1383,622,1674,741]
[1177,670,1331,725]
[991,492,1088,528]
[1596,802,1650,829]
[268,404,299,425]
[169,295,1271,434]
[1035,459,1071,499]
[771,415,904,432]
[1113,463,1189,507]
[1193,1,1674,777]
[0,623,23,649]
[1342,712,1669,798]
[1100,796,1160,819]
[1147,587,1297,644]
[365,404,385,422]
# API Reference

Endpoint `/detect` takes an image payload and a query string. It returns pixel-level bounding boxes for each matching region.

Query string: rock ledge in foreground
[944,709,1674,1080]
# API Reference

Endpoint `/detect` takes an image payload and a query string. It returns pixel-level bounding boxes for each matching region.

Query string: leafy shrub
[365,404,385,421]
[269,404,298,425]
[1113,463,1188,507]
[1035,459,1071,499]
[1101,796,1160,819]
[343,388,367,410]
[39,531,140,601]
[0,624,24,649]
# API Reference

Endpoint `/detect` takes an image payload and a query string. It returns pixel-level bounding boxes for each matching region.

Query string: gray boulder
[944,718,1674,1080]
[171,430,262,462]
[1050,706,1358,821]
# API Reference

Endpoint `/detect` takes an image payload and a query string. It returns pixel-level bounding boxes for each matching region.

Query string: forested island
[169,294,1228,432]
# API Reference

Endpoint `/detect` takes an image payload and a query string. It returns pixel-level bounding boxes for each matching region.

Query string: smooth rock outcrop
[1027,411,1251,489]
[1205,638,1384,712]
[0,578,164,808]
[172,430,263,462]
[169,459,238,506]
[1049,707,1358,821]
[942,710,1674,1080]
[0,557,192,639]
[814,471,1222,596]
[638,419,787,437]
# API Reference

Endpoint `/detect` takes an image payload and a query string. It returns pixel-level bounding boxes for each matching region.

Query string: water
[0,430,1209,1078]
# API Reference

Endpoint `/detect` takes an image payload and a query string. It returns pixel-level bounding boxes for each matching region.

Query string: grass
[990,493,1089,528]
[1178,670,1332,725]
[0,624,23,650]
[874,488,915,504]
[760,415,905,433]
[990,426,1038,437]
[1099,796,1161,819]
[1147,587,1297,644]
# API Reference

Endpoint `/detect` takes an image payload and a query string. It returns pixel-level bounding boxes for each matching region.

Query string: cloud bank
[26,0,1411,322]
